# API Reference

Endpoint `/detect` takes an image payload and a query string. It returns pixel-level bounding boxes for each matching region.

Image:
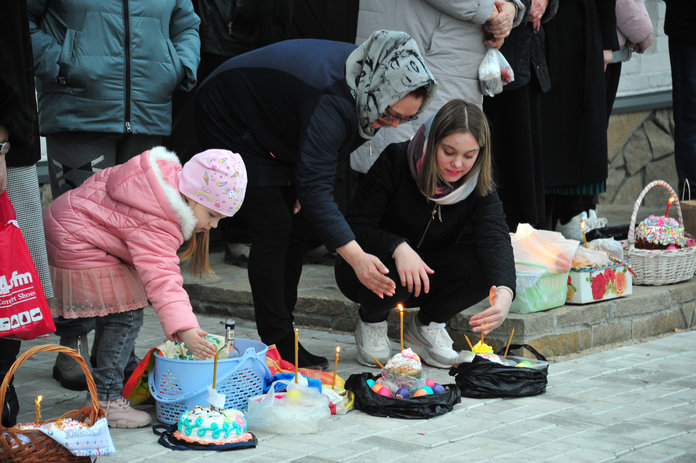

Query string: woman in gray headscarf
[195,30,437,368]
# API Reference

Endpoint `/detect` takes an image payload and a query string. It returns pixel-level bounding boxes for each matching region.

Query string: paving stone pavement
[10,308,696,463]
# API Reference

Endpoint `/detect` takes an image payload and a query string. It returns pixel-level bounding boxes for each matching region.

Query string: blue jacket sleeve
[27,0,61,83]
[295,95,357,251]
[170,0,201,91]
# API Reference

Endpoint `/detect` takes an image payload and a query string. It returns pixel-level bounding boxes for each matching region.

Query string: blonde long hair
[178,231,213,277]
[420,99,494,197]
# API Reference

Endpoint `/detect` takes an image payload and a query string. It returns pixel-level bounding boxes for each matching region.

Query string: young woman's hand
[469,285,512,334]
[337,240,396,299]
[392,242,434,297]
[178,328,218,359]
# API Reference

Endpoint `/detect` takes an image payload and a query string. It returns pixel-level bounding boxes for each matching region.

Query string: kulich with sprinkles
[173,406,253,445]
[634,215,688,249]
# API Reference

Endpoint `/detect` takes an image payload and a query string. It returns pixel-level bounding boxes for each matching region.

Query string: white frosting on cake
[174,406,251,444]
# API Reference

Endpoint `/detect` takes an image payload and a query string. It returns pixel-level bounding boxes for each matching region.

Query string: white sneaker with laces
[404,316,458,368]
[554,211,589,242]
[354,320,391,367]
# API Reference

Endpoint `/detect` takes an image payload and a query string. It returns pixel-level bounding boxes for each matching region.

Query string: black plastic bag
[586,224,629,241]
[344,372,461,419]
[449,344,548,398]
[152,423,257,451]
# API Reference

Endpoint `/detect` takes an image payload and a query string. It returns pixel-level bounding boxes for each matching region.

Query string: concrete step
[184,251,696,360]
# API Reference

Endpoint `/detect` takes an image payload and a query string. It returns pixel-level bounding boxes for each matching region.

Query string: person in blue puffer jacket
[27,0,200,393]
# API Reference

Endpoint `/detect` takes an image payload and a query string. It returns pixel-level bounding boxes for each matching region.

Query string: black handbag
[345,372,461,419]
[449,344,548,398]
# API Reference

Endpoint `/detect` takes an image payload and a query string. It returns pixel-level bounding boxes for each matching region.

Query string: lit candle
[35,395,42,424]
[332,346,341,390]
[581,220,588,248]
[665,197,676,217]
[294,328,299,384]
[398,304,404,352]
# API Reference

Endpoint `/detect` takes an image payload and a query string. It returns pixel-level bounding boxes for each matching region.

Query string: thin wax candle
[665,196,676,217]
[332,346,340,389]
[398,304,404,352]
[294,328,299,383]
[35,395,42,424]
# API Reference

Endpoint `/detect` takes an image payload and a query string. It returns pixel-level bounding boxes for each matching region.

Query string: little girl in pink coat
[43,147,247,428]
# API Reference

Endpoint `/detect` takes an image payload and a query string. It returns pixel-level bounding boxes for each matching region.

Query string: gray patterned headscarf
[345,30,437,139]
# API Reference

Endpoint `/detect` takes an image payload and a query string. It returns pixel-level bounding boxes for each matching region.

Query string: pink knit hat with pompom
[179,149,247,217]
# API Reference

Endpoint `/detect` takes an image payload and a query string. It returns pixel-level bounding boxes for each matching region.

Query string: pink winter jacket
[43,147,199,339]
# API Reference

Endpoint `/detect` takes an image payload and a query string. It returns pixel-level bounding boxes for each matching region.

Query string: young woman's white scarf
[407,114,480,208]
[345,30,437,139]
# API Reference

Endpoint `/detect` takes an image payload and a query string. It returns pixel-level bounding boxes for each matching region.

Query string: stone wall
[600,108,679,208]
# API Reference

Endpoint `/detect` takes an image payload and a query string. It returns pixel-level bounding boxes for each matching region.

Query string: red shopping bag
[0,192,55,340]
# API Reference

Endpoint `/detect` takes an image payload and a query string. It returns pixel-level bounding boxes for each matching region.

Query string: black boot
[0,338,20,427]
[1,383,18,427]
[274,334,329,370]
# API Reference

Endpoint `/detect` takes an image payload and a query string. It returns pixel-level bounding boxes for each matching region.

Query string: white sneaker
[555,211,588,242]
[404,316,458,368]
[354,320,391,367]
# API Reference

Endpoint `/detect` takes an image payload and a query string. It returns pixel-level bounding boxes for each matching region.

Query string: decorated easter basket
[623,180,696,285]
[0,344,106,463]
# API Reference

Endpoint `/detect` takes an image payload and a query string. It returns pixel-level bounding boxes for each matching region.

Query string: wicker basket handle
[0,344,100,428]
[627,180,683,245]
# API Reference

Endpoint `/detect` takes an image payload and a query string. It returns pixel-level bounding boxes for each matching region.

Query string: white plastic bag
[246,379,330,434]
[511,224,579,273]
[478,48,515,97]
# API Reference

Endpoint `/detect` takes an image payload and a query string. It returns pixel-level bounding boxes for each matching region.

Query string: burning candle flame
[35,395,42,405]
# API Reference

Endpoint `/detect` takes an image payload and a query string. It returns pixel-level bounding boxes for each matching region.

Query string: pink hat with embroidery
[179,149,247,217]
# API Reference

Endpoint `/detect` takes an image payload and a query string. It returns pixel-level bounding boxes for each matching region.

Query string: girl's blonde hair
[420,99,495,197]
[178,231,213,277]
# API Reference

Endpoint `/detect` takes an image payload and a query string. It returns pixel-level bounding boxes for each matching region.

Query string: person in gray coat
[350,0,525,174]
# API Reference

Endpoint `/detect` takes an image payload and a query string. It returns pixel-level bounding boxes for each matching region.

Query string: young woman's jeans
[335,242,488,324]
[669,37,696,188]
[91,309,144,401]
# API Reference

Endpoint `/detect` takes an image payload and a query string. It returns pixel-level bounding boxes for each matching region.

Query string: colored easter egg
[286,389,302,402]
[377,387,392,397]
[395,387,410,398]
[422,386,433,395]
[413,388,428,397]
[516,360,533,368]
[425,378,435,388]
[432,384,446,394]
[366,379,376,388]
[371,384,384,393]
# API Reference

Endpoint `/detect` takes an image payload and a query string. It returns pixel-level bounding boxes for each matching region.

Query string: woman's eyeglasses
[379,106,419,123]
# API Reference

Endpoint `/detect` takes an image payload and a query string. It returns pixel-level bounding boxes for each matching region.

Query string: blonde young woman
[335,100,515,368]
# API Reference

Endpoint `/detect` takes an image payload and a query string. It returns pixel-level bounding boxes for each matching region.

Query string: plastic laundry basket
[149,338,270,424]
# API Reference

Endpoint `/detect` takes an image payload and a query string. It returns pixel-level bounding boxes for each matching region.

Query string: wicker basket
[624,180,696,285]
[0,344,106,463]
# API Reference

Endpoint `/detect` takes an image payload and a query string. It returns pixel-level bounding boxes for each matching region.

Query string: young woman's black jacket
[346,141,516,296]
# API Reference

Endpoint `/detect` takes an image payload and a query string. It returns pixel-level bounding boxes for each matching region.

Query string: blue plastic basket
[149,338,270,424]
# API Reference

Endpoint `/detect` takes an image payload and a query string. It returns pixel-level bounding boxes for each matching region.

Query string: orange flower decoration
[614,271,627,296]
